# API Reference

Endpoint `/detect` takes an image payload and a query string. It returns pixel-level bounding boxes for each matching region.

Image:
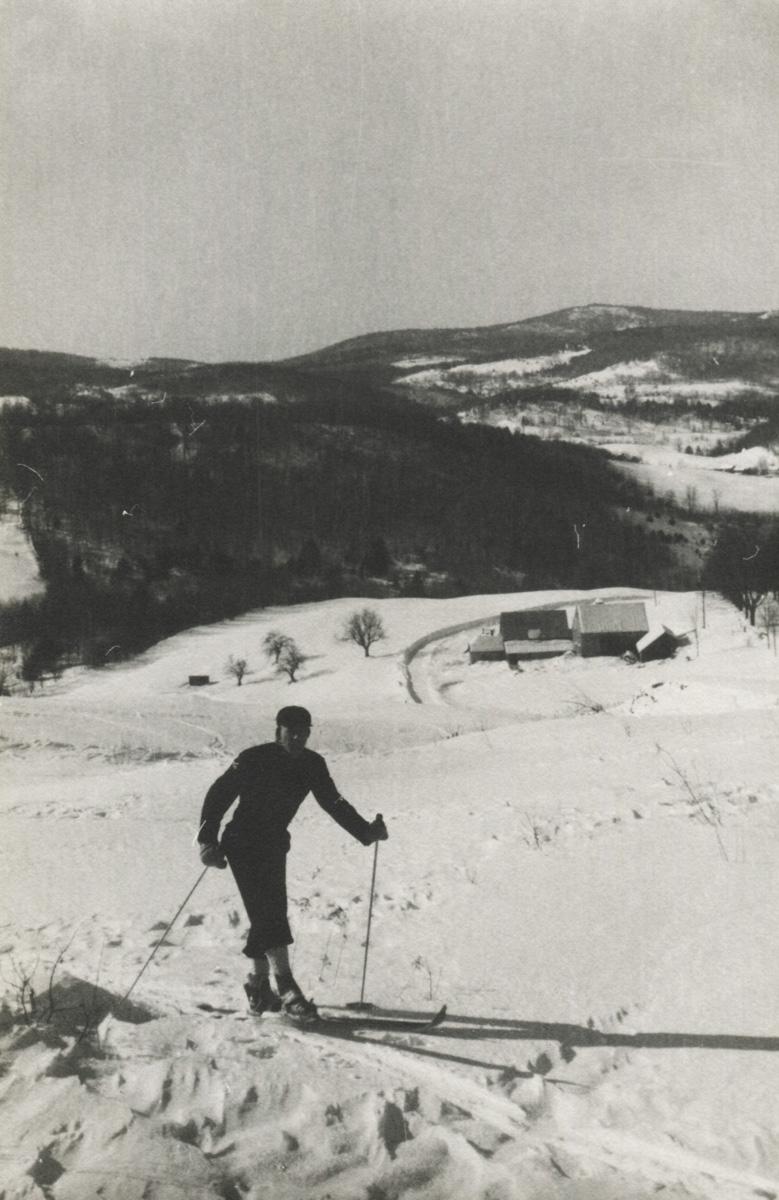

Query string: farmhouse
[470,603,660,664]
[469,610,572,663]
[500,608,571,663]
[572,601,649,658]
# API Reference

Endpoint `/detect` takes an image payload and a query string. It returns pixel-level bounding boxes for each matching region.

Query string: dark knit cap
[276,705,312,729]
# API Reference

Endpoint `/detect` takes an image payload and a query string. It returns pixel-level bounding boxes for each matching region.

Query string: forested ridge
[0,387,679,671]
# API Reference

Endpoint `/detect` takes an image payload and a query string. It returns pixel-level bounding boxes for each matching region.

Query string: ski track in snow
[2,588,779,1198]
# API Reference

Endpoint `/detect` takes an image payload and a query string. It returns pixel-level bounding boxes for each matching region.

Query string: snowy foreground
[1,588,778,1199]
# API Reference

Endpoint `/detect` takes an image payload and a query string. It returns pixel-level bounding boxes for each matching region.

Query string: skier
[198,705,388,1024]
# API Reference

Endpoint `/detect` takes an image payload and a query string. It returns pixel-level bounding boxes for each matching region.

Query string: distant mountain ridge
[2,304,778,397]
[285,303,779,377]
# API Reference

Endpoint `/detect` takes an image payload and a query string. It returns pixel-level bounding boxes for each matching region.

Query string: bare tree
[225,655,249,686]
[263,630,293,664]
[340,608,387,657]
[684,484,698,516]
[759,598,779,655]
[276,640,306,682]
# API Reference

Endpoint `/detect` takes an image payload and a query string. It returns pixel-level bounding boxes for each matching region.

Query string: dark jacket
[199,742,374,851]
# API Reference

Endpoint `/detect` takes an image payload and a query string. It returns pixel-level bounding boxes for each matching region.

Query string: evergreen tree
[295,538,323,577]
[361,536,392,578]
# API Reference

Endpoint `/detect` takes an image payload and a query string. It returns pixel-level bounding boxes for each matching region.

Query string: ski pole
[120,866,209,1007]
[354,818,381,1010]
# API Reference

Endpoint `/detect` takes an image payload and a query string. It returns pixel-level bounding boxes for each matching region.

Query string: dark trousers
[223,836,293,958]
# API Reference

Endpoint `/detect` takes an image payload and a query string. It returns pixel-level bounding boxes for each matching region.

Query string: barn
[572,601,649,658]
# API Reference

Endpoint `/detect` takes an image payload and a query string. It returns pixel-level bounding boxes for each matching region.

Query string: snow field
[0,509,44,604]
[1,589,779,1198]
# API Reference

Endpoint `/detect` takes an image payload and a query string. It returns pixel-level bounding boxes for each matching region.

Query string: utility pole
[255,396,264,570]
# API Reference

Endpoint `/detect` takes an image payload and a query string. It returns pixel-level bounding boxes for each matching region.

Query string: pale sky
[2,0,778,361]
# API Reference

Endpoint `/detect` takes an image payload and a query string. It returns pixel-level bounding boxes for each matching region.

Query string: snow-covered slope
[0,507,44,603]
[396,349,590,394]
[2,590,778,1199]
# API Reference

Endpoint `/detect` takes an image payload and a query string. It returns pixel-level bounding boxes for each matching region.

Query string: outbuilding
[636,625,678,662]
[572,601,649,658]
[468,631,505,664]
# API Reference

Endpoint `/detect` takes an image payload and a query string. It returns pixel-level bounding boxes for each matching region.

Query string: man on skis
[198,705,387,1024]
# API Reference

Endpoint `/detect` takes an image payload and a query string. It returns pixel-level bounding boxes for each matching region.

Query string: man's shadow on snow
[325,1006,779,1078]
[430,1011,779,1053]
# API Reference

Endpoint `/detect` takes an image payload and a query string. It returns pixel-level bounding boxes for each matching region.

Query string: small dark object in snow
[28,1147,65,1189]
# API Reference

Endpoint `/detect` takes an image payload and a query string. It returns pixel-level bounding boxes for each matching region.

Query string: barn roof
[469,633,504,654]
[636,625,676,653]
[500,609,570,639]
[576,601,649,634]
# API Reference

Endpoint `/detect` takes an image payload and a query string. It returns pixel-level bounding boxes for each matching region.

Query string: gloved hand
[369,815,388,843]
[199,842,227,869]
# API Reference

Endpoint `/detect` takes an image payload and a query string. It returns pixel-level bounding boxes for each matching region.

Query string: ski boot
[244,974,282,1016]
[278,988,319,1026]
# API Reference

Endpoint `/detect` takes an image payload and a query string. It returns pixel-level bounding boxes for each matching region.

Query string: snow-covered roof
[469,633,504,654]
[576,601,649,634]
[636,625,676,653]
[500,609,569,640]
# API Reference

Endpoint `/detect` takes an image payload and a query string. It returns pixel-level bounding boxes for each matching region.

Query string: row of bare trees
[225,608,387,686]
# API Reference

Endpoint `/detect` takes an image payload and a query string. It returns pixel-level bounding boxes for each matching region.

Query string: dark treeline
[702,515,779,625]
[714,411,779,457]
[0,388,683,671]
[468,385,778,429]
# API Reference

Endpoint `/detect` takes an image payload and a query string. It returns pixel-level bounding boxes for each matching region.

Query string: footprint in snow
[248,1045,276,1061]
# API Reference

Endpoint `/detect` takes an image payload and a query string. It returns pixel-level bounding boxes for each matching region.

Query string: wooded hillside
[0,388,678,668]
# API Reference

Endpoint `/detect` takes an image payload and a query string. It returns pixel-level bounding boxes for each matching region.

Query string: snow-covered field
[474,416,779,513]
[562,361,777,405]
[612,456,779,514]
[2,589,779,1199]
[396,350,590,394]
[400,348,779,513]
[0,509,44,603]
[600,444,779,477]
